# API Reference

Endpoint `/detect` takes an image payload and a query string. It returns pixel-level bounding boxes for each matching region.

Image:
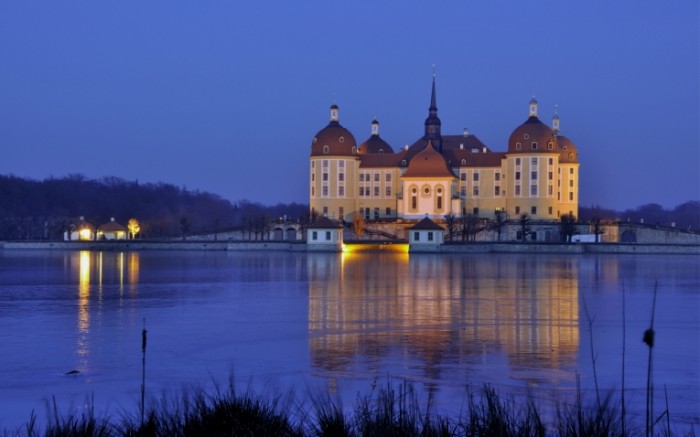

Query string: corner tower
[424,74,443,152]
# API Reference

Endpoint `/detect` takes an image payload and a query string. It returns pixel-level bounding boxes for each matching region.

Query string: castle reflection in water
[308,252,581,385]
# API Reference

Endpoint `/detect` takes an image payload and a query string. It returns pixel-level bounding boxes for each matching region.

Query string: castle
[309,77,579,228]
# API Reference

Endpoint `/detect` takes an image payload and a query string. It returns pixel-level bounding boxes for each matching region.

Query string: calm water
[0,250,698,431]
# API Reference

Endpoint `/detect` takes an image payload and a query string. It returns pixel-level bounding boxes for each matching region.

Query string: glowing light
[79,228,92,240]
[342,243,409,254]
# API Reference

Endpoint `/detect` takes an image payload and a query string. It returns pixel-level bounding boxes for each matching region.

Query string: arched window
[461,159,466,165]
[323,145,329,154]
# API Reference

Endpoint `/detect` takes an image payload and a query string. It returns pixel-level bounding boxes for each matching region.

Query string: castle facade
[309,77,579,224]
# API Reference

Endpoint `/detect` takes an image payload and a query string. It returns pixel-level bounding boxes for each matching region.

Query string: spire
[371,118,379,136]
[330,101,339,123]
[424,68,443,152]
[552,105,560,134]
[529,96,538,118]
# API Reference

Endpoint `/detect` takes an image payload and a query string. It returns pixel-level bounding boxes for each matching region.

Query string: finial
[432,64,436,78]
[554,104,559,115]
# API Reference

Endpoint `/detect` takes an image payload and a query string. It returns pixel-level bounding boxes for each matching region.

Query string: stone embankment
[0,240,698,254]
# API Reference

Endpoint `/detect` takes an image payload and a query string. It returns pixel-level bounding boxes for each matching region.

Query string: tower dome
[358,118,394,154]
[310,104,357,157]
[508,98,557,153]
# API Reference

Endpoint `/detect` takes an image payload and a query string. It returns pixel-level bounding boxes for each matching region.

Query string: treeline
[579,201,700,231]
[0,174,308,240]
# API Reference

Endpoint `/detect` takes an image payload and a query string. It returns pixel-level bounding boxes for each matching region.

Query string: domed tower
[309,103,359,222]
[358,118,394,154]
[423,74,443,152]
[504,98,560,222]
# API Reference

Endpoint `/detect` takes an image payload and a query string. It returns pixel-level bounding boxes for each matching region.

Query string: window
[548,158,553,165]
[339,160,344,168]
[569,192,574,201]
[386,207,391,216]
[323,145,329,154]
[473,207,479,215]
[515,185,521,196]
[531,142,538,150]
[323,160,329,168]
[322,173,328,181]
[460,172,467,181]
[428,232,434,241]
[401,159,407,166]
[473,186,479,196]
[311,161,315,168]
[531,206,537,215]
[570,168,574,174]
[515,206,521,214]
[339,207,344,219]
[515,158,521,166]
[461,159,467,165]
[386,187,392,196]
[460,186,466,196]
[495,173,500,181]
[569,180,574,187]
[338,173,344,181]
[516,142,522,150]
[524,133,530,140]
[374,208,379,220]
[473,172,479,181]
[548,185,553,195]
[338,186,344,196]
[359,207,364,217]
[379,149,384,154]
[548,207,553,215]
[530,185,537,196]
[364,209,370,219]
[325,231,331,240]
[338,137,344,143]
[312,231,318,241]
[424,187,430,195]
[437,195,443,209]
[547,142,553,150]
[414,232,420,241]
[323,206,328,215]
[531,171,537,180]
[548,171,553,180]
[311,187,315,196]
[411,195,417,209]
[322,186,328,196]
[359,173,365,182]
[311,173,315,181]
[374,187,379,196]
[569,153,574,160]
[374,173,380,182]
[515,171,521,180]
[495,186,500,196]
[386,173,391,181]
[531,157,538,166]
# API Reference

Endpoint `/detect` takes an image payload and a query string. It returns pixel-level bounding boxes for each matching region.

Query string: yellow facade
[309,81,579,225]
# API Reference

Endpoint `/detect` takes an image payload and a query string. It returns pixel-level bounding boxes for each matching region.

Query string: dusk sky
[1,1,698,210]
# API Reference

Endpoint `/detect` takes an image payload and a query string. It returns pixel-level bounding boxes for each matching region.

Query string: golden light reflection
[308,253,580,386]
[77,251,91,368]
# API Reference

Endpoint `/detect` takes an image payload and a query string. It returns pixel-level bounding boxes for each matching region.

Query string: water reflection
[308,253,579,387]
[69,251,140,370]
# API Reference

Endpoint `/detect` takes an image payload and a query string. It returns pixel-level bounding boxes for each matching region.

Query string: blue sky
[1,1,698,210]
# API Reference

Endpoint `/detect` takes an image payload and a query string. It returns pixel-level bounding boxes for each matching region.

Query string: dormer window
[323,145,329,154]
[516,142,522,151]
[547,142,553,150]
[401,159,407,166]
[531,142,538,150]
[524,133,530,140]
[461,159,466,165]
[338,136,344,143]
[379,149,384,154]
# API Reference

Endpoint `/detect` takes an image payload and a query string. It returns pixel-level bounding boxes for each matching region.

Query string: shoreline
[1,240,698,254]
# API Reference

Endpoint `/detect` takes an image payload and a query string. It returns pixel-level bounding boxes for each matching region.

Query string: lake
[0,250,698,431]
